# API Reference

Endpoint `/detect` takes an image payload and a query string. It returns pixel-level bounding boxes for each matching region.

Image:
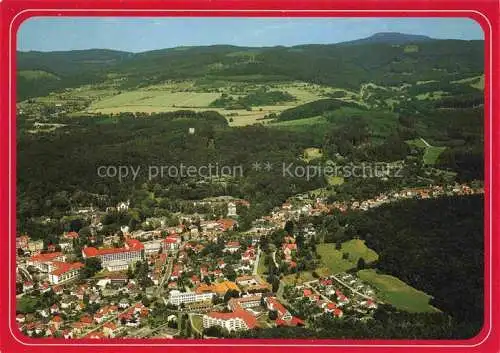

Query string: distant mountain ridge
[338,32,434,46]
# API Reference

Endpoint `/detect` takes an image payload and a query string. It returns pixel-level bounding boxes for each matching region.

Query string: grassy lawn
[190,314,204,334]
[316,240,379,274]
[423,146,447,165]
[326,176,344,186]
[271,116,326,127]
[90,90,220,110]
[406,139,446,165]
[317,244,355,274]
[282,267,330,285]
[340,239,379,264]
[416,91,448,100]
[451,74,484,90]
[256,313,273,328]
[82,80,334,127]
[257,252,268,276]
[406,138,428,148]
[92,269,127,279]
[357,269,439,313]
[18,69,59,80]
[302,147,323,162]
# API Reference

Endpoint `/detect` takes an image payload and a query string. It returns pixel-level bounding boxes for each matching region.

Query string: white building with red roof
[163,234,181,252]
[223,241,240,253]
[27,252,66,272]
[241,247,256,263]
[203,307,257,332]
[48,261,84,284]
[82,238,143,267]
[218,219,237,232]
[264,296,304,326]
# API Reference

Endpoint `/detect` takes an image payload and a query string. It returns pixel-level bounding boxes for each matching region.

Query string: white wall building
[143,240,162,255]
[168,290,214,306]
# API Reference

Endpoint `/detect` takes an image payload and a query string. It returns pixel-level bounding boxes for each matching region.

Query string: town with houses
[15,182,483,339]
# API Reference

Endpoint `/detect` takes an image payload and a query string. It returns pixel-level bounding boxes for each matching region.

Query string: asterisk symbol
[264,162,273,171]
[252,161,262,171]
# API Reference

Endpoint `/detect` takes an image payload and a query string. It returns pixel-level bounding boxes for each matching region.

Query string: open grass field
[316,240,379,274]
[341,239,379,264]
[190,314,204,334]
[282,267,330,285]
[256,314,274,328]
[83,80,337,127]
[452,74,484,90]
[357,269,439,313]
[270,116,327,128]
[257,252,269,276]
[416,91,449,100]
[90,91,221,110]
[406,138,428,148]
[326,176,345,186]
[316,244,355,274]
[92,269,127,279]
[423,146,447,165]
[303,147,323,162]
[406,138,446,165]
[18,70,60,80]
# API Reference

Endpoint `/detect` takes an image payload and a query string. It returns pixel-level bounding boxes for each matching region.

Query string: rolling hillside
[17,34,484,101]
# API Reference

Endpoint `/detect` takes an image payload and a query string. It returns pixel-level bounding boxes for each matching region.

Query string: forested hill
[17,35,484,101]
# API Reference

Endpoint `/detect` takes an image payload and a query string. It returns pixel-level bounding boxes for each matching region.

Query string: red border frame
[1,1,498,352]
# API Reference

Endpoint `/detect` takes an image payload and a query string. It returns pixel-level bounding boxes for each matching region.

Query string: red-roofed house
[125,238,144,251]
[64,231,79,240]
[224,241,240,253]
[265,297,292,321]
[190,275,201,285]
[62,329,73,339]
[217,259,226,269]
[82,242,143,268]
[28,252,66,272]
[50,315,63,330]
[163,234,181,252]
[282,243,297,257]
[80,315,93,326]
[218,219,237,232]
[320,278,333,286]
[265,296,304,326]
[333,308,343,318]
[84,331,106,339]
[50,304,59,314]
[48,261,84,284]
[241,248,255,263]
[363,299,378,309]
[103,321,118,338]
